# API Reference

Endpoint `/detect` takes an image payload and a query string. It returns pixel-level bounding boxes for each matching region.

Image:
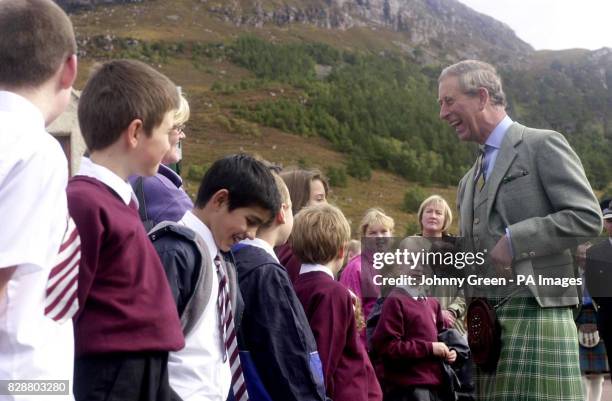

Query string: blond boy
[293,204,382,401]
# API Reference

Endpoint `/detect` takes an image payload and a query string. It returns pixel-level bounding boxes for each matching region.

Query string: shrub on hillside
[326,166,348,188]
[402,186,426,213]
[187,163,209,181]
[346,155,371,181]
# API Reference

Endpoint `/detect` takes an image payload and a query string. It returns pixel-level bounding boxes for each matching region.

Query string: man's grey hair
[439,60,507,107]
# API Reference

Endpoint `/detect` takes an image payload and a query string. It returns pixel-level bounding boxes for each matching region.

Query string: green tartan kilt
[474,297,583,401]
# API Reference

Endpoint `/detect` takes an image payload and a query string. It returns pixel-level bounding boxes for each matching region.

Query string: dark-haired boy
[151,154,280,401]
[0,1,78,398]
[232,173,327,401]
[68,59,184,401]
[293,204,382,401]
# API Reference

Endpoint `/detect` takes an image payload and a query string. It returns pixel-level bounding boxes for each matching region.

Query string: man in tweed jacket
[438,59,602,401]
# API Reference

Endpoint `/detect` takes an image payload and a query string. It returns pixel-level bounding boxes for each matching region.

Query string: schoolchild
[340,208,395,349]
[0,1,79,399]
[67,59,184,401]
[293,204,382,401]
[370,237,457,401]
[232,173,327,401]
[150,154,280,401]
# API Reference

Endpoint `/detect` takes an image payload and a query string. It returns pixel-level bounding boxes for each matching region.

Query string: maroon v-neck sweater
[68,176,184,357]
[295,271,382,401]
[371,288,445,389]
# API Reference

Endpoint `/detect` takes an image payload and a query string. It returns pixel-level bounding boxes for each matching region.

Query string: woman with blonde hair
[416,195,466,333]
[340,208,395,349]
[129,92,193,230]
[417,194,453,237]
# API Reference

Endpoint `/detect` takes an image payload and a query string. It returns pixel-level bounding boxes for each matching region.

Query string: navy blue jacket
[233,244,327,401]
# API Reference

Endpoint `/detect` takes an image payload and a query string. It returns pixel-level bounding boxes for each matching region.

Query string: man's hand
[432,342,450,358]
[490,235,513,278]
[442,309,456,327]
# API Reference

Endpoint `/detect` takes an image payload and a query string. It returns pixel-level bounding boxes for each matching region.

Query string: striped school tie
[45,215,80,323]
[215,255,249,401]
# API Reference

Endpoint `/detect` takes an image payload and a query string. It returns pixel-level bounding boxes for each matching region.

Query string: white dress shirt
[299,263,335,279]
[77,156,136,205]
[168,210,231,401]
[240,238,279,263]
[0,91,74,400]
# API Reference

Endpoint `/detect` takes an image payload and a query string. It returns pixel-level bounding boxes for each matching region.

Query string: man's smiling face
[438,75,485,144]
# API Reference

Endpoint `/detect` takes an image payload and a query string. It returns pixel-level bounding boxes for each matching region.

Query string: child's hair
[258,173,291,230]
[350,291,366,331]
[78,59,179,152]
[346,239,362,260]
[291,204,351,265]
[359,208,395,237]
[280,168,329,215]
[174,94,190,126]
[417,195,453,235]
[194,154,281,217]
[0,0,76,88]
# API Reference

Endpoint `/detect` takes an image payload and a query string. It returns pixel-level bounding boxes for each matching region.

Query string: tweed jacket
[457,122,602,307]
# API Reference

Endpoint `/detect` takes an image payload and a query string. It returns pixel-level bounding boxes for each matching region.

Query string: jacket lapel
[459,163,477,238]
[485,123,523,219]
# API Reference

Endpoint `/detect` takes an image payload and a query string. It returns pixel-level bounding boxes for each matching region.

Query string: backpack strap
[132,176,156,232]
[149,221,213,337]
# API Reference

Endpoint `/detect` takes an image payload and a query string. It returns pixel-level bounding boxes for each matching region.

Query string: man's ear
[478,87,490,110]
[59,54,77,90]
[210,189,230,209]
[125,119,144,149]
[337,245,346,261]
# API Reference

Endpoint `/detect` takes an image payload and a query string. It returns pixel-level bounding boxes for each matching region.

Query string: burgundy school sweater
[295,271,382,401]
[370,288,445,389]
[275,242,302,284]
[67,176,184,357]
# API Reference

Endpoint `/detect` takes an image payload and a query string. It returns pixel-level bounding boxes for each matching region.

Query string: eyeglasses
[172,124,185,134]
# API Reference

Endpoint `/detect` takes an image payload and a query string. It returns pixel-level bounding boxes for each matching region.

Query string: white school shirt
[0,91,74,400]
[240,237,279,263]
[76,156,135,205]
[168,210,231,401]
[299,263,335,279]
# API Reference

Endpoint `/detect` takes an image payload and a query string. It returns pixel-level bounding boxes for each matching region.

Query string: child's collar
[299,263,334,279]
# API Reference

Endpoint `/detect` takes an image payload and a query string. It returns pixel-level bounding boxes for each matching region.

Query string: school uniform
[68,157,184,401]
[166,210,232,401]
[295,264,382,401]
[340,253,381,349]
[233,239,327,401]
[0,91,77,401]
[370,287,447,401]
[275,242,302,284]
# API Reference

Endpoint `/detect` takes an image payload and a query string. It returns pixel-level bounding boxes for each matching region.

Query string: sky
[457,0,612,51]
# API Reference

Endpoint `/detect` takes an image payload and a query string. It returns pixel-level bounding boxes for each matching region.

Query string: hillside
[64,0,611,232]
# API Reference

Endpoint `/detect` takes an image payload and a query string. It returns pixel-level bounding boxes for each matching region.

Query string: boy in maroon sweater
[371,236,456,401]
[67,60,184,401]
[293,204,382,401]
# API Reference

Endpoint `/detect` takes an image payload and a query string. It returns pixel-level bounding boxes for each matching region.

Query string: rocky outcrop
[55,0,144,12]
[61,0,534,63]
[197,0,533,64]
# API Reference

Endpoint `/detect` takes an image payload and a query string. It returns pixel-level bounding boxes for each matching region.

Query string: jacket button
[474,218,480,225]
